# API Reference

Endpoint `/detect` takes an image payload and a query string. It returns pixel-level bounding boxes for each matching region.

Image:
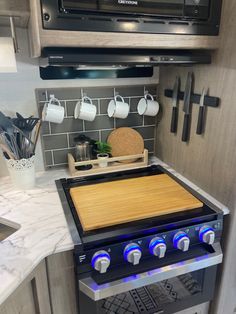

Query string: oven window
[60,0,184,16]
[97,270,204,313]
[60,0,98,12]
[99,0,184,17]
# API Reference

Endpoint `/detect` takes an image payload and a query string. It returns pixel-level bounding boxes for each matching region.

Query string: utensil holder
[6,155,35,190]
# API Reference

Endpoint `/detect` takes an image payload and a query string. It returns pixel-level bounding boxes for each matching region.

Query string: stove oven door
[78,243,222,314]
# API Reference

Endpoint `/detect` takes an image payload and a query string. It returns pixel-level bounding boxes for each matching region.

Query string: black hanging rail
[164,89,220,108]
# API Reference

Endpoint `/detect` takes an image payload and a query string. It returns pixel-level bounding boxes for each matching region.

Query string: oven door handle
[79,243,223,301]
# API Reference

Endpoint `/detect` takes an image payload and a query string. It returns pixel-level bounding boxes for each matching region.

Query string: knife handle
[196,106,205,135]
[182,114,190,142]
[170,107,178,133]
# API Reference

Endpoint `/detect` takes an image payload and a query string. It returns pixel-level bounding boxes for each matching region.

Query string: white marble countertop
[0,157,229,305]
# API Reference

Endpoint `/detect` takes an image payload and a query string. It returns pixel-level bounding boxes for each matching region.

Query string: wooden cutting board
[70,174,203,231]
[107,128,144,163]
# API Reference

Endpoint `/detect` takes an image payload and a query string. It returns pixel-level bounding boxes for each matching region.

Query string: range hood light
[74,65,131,70]
[42,48,211,67]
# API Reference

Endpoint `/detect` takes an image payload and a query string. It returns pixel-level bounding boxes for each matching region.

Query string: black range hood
[42,48,211,67]
[40,48,211,80]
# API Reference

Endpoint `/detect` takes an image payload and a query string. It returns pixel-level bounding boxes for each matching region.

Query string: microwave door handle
[79,243,222,301]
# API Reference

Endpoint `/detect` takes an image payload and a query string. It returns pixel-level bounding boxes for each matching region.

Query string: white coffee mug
[42,96,64,124]
[107,95,129,119]
[137,94,159,117]
[74,96,97,122]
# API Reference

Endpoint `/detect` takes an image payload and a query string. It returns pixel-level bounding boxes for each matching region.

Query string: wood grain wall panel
[156,0,236,313]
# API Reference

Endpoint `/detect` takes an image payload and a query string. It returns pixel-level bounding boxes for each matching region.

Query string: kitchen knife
[170,76,180,133]
[196,88,206,135]
[182,72,193,142]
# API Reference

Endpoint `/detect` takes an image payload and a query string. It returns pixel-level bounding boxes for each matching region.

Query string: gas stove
[56,165,223,314]
[56,165,223,280]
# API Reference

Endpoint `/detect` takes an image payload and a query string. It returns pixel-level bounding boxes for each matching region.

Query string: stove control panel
[173,231,190,252]
[79,219,222,274]
[124,243,142,265]
[149,237,167,258]
[199,225,215,245]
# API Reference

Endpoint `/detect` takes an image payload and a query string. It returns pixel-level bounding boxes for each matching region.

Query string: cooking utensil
[0,112,34,145]
[170,76,180,133]
[182,72,193,142]
[196,88,207,135]
[0,112,36,159]
[13,116,39,132]
[107,128,144,163]
[0,122,20,159]
[32,120,41,154]
[0,143,16,160]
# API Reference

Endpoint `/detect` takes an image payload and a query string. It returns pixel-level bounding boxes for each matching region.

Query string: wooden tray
[68,149,148,177]
[69,173,203,231]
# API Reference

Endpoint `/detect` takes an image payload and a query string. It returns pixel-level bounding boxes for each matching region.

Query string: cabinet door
[0,282,37,314]
[46,251,78,314]
[0,260,51,314]
[0,0,29,28]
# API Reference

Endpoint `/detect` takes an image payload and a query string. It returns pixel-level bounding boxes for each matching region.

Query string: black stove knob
[124,243,142,265]
[91,250,111,274]
[173,231,190,252]
[149,237,166,258]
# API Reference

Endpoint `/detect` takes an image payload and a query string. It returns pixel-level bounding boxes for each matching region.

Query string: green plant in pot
[95,141,111,168]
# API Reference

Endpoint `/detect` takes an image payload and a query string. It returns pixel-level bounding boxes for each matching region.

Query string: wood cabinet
[28,0,220,58]
[0,251,77,314]
[0,260,51,314]
[46,251,78,314]
[0,0,29,28]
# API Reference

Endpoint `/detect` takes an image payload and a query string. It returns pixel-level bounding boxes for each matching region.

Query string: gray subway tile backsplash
[144,139,155,152]
[66,100,78,117]
[134,126,155,139]
[50,118,83,134]
[116,113,143,128]
[41,121,50,135]
[36,85,157,169]
[40,88,81,101]
[99,99,111,115]
[130,97,140,112]
[144,116,157,125]
[43,134,68,150]
[115,86,145,97]
[44,151,53,166]
[101,129,114,142]
[82,87,114,99]
[53,148,75,165]
[84,115,114,131]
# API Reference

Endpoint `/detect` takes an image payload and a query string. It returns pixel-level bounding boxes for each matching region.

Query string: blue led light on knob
[91,250,111,273]
[149,237,166,258]
[173,231,190,252]
[123,243,142,265]
[199,226,215,245]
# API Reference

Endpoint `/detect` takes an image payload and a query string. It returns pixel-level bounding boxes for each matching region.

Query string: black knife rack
[164,89,220,107]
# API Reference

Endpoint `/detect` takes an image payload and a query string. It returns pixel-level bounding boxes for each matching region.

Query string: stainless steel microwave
[41,0,222,35]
